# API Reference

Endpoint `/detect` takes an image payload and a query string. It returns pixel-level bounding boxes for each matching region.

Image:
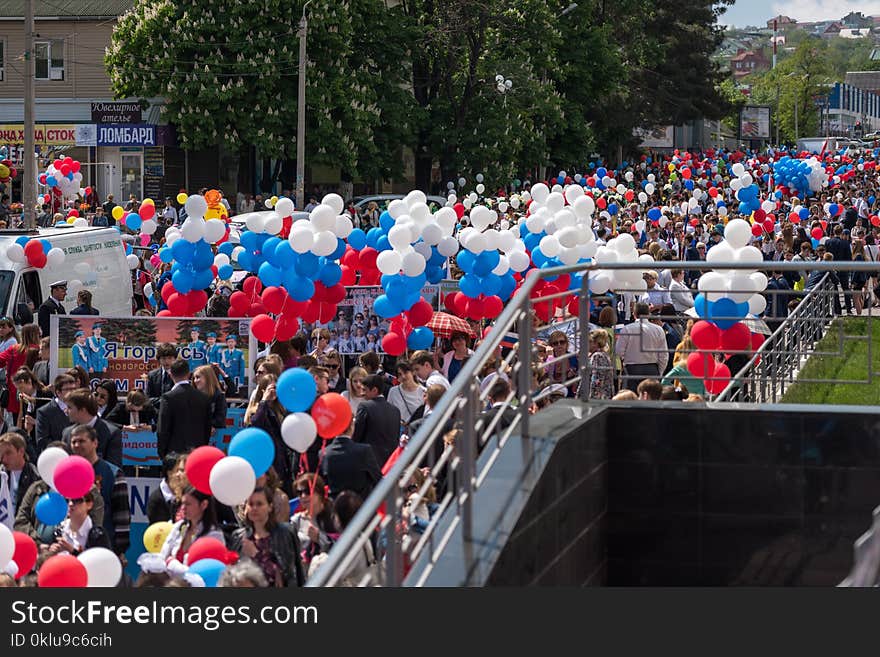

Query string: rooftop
[0,0,134,18]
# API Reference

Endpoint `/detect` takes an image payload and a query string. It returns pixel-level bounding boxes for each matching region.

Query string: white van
[0,226,134,324]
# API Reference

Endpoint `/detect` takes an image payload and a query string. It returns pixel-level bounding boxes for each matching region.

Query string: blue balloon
[15,236,29,247]
[709,297,741,330]
[40,239,51,254]
[694,293,708,318]
[456,250,476,273]
[379,211,394,232]
[218,264,234,280]
[218,242,235,257]
[159,247,174,264]
[171,238,194,264]
[171,268,194,294]
[229,427,275,478]
[373,294,400,318]
[295,252,320,278]
[318,262,342,287]
[127,215,143,231]
[348,228,367,251]
[262,237,282,263]
[829,203,839,217]
[366,227,382,249]
[473,250,500,277]
[426,266,444,284]
[188,558,226,588]
[376,235,391,252]
[240,230,258,252]
[647,207,662,221]
[237,250,255,273]
[193,242,215,270]
[277,367,317,412]
[194,269,215,290]
[607,203,619,215]
[459,273,482,298]
[258,262,283,287]
[35,491,67,526]
[427,247,447,268]
[407,326,435,350]
[285,274,314,302]
[331,238,347,261]
[498,272,517,301]
[523,232,542,252]
[481,274,502,297]
[798,207,810,220]
[273,241,297,269]
[46,176,57,187]
[531,247,549,268]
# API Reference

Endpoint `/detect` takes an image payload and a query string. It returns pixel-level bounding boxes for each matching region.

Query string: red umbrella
[426,311,476,339]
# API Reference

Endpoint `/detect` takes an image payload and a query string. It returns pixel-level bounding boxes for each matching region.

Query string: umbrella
[426,312,476,339]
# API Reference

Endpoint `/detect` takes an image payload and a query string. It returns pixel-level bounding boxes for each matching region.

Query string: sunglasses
[67,497,87,505]
[327,363,340,369]
[297,489,311,496]
[550,340,567,347]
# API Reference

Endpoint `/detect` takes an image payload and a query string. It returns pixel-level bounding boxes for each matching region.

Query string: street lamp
[560,3,578,17]
[295,0,314,211]
[495,74,513,94]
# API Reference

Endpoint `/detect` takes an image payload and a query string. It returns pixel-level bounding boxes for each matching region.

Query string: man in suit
[37,280,67,337]
[142,342,178,409]
[320,418,381,501]
[351,373,401,467]
[35,374,77,455]
[156,359,211,460]
[0,431,41,523]
[477,378,518,451]
[826,225,853,314]
[61,389,123,468]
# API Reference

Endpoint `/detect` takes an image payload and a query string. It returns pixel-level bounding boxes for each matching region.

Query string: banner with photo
[50,316,257,399]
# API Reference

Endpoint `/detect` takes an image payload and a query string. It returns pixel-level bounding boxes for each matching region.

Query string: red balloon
[753,208,766,222]
[681,167,692,179]
[250,314,276,342]
[596,197,607,210]
[167,293,189,315]
[262,286,287,314]
[38,554,88,587]
[139,203,156,221]
[624,189,634,201]
[68,209,79,218]
[311,392,353,439]
[871,215,880,227]
[444,292,459,313]
[341,248,359,268]
[708,187,718,198]
[340,265,357,286]
[242,276,263,299]
[23,240,42,257]
[11,531,37,580]
[52,455,94,499]
[483,295,503,318]
[704,362,731,395]
[359,247,379,270]
[156,309,172,317]
[359,269,381,286]
[453,203,466,219]
[160,282,176,303]
[382,331,407,356]
[686,351,715,379]
[301,300,320,323]
[762,218,775,233]
[29,252,47,269]
[690,320,721,350]
[275,313,300,341]
[187,289,208,313]
[811,227,824,240]
[247,302,267,317]
[318,301,336,324]
[59,164,71,177]
[407,299,434,327]
[185,446,225,495]
[751,224,763,237]
[719,322,751,352]
[229,291,250,316]
[464,297,484,321]
[325,284,346,305]
[751,332,766,351]
[187,537,230,566]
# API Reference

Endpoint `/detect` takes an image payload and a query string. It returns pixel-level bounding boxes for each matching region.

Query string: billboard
[740,105,771,139]
[50,316,256,399]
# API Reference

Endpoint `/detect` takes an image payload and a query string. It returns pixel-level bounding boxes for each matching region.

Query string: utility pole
[23,0,36,230]
[295,0,313,211]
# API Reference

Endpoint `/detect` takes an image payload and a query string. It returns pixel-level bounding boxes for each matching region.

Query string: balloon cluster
[39,156,84,201]
[771,156,829,196]
[686,218,769,394]
[0,155,17,184]
[4,235,65,269]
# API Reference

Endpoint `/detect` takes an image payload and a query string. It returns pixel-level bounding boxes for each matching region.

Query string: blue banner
[97,123,156,146]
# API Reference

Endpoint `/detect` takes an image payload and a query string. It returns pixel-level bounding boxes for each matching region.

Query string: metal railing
[307,259,880,587]
[839,504,880,587]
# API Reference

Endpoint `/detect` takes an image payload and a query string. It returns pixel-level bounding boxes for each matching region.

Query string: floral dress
[253,535,283,587]
[588,350,614,399]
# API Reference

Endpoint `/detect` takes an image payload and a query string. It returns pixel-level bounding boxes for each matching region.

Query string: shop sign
[0,124,79,145]
[96,123,156,147]
[91,101,142,124]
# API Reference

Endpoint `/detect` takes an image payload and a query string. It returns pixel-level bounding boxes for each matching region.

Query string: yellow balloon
[112,206,124,220]
[143,521,173,553]
[66,217,74,224]
[270,196,278,204]
[176,192,188,205]
[142,198,154,206]
[668,163,675,172]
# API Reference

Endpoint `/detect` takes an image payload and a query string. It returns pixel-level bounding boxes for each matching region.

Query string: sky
[720,0,880,28]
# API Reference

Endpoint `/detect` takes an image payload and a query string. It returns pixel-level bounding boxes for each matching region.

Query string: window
[34,40,64,81]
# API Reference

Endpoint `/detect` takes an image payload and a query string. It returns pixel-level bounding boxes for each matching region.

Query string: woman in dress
[230,487,304,587]
[586,330,614,400]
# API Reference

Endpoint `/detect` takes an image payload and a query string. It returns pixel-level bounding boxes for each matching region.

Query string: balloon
[209,456,256,507]
[186,537,229,566]
[38,554,88,587]
[77,547,122,587]
[143,521,173,553]
[52,455,94,499]
[382,332,407,356]
[37,446,68,489]
[188,558,227,588]
[249,314,275,342]
[11,531,37,579]
[177,192,188,205]
[35,490,67,526]
[112,206,124,221]
[686,351,715,379]
[691,320,721,350]
[704,362,731,395]
[185,446,225,495]
[310,392,353,438]
[719,322,752,352]
[281,412,318,452]
[277,367,318,412]
[228,427,275,478]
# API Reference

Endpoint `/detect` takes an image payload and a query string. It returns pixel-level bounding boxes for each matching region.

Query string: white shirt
[639,285,672,308]
[615,319,669,371]
[59,515,92,554]
[669,279,695,312]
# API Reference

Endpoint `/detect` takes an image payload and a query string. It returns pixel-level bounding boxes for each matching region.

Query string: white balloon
[405,190,427,207]
[281,413,317,452]
[732,162,745,177]
[388,225,413,250]
[748,293,767,315]
[539,235,561,258]
[263,212,283,235]
[204,219,227,243]
[0,524,13,573]
[727,273,756,302]
[209,456,257,507]
[723,219,752,249]
[334,215,353,239]
[492,254,510,276]
[734,246,763,265]
[438,236,459,257]
[5,244,24,263]
[289,225,314,253]
[388,199,408,219]
[310,204,337,232]
[749,271,768,291]
[466,232,487,254]
[274,197,295,217]
[78,547,122,587]
[645,183,655,195]
[184,195,208,219]
[545,192,565,214]
[127,254,140,269]
[508,250,531,272]
[497,229,517,253]
[409,203,431,224]
[638,192,648,204]
[611,233,636,253]
[37,447,68,489]
[589,272,612,294]
[476,183,485,194]
[413,241,432,260]
[312,230,338,257]
[46,247,65,268]
[73,217,89,228]
[525,213,546,234]
[739,173,753,187]
[705,241,735,274]
[530,182,550,204]
[435,207,457,232]
[402,251,426,277]
[245,213,266,233]
[180,218,206,243]
[143,283,154,299]
[697,271,727,302]
[564,185,584,205]
[580,241,598,259]
[558,246,581,266]
[483,228,500,251]
[140,218,157,235]
[321,193,344,215]
[556,226,580,249]
[377,250,403,275]
[422,223,443,245]
[213,254,230,268]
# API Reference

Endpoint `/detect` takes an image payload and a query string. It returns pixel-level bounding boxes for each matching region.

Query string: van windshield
[0,271,13,315]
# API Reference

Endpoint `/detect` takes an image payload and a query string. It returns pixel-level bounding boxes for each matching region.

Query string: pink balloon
[52,455,94,499]
[140,233,152,246]
[150,254,162,267]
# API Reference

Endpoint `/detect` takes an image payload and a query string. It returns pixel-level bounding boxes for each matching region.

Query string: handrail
[308,258,880,587]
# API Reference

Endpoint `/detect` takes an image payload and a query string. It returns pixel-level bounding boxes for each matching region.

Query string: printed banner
[126,476,161,580]
[0,123,79,145]
[50,316,256,399]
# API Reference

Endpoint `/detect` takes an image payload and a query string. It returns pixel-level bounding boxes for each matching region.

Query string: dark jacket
[208,389,227,430]
[14,479,104,545]
[69,304,100,316]
[145,367,174,409]
[61,417,123,468]
[105,400,157,429]
[37,297,65,338]
[35,399,73,454]
[477,405,518,451]
[156,382,212,459]
[146,486,178,525]
[250,401,293,492]
[825,237,852,264]
[320,436,382,501]
[1,461,41,514]
[229,523,305,587]
[351,395,401,466]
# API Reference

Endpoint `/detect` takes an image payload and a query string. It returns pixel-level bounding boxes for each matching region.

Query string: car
[351,194,448,212]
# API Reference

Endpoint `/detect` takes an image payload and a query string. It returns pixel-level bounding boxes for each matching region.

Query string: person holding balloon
[157,485,225,574]
[230,487,304,587]
[44,490,112,557]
